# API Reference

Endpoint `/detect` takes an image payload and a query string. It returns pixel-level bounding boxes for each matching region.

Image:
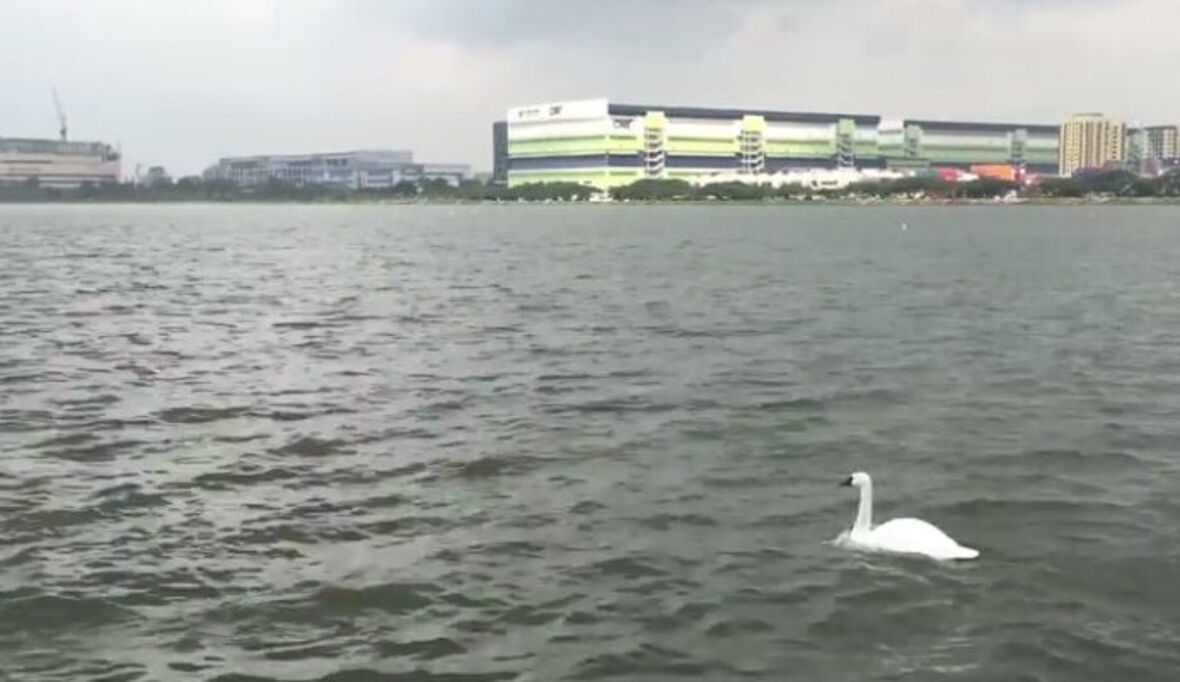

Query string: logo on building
[612,117,634,130]
[549,105,563,116]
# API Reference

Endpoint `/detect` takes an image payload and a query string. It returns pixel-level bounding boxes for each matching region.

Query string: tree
[205,178,239,200]
[1086,169,1138,196]
[419,177,457,198]
[458,179,488,201]
[1158,172,1180,197]
[1130,178,1160,197]
[506,181,595,201]
[390,179,419,198]
[1038,177,1083,198]
[959,178,1019,199]
[777,183,807,198]
[697,180,772,200]
[845,181,886,197]
[610,178,693,201]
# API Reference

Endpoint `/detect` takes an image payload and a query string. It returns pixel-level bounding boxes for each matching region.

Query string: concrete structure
[1146,125,1178,161]
[0,137,121,188]
[492,121,508,185]
[205,150,470,189]
[1059,113,1125,176]
[505,98,1061,189]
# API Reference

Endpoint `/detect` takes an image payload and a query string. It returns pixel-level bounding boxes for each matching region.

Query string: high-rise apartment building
[1145,125,1178,160]
[1059,113,1125,176]
[492,121,508,185]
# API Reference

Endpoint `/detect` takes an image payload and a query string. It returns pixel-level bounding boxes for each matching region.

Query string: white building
[0,137,121,188]
[204,150,470,189]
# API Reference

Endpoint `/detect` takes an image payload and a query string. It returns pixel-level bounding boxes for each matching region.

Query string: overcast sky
[2,0,1177,176]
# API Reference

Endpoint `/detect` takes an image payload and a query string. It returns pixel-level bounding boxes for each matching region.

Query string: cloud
[1,0,1177,176]
[370,0,755,52]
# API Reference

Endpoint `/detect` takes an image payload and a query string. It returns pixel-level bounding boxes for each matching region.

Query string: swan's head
[840,472,871,488]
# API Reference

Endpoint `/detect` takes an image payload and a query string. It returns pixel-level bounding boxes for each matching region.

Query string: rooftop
[904,119,1060,134]
[607,103,880,126]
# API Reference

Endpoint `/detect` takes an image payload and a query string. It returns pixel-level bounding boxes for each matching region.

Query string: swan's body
[836,472,978,561]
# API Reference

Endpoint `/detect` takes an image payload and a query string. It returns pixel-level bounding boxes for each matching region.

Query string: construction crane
[52,87,67,141]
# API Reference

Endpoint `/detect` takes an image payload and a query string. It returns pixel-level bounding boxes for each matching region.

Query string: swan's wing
[870,518,963,552]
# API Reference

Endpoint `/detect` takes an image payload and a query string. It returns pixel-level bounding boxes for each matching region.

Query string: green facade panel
[923,150,1011,162]
[509,137,608,156]
[766,140,835,155]
[666,139,738,154]
[606,136,642,153]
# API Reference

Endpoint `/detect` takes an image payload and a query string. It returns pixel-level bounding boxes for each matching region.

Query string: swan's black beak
[839,476,853,487]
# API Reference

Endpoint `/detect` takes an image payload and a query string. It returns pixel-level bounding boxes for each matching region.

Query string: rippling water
[2,203,1180,681]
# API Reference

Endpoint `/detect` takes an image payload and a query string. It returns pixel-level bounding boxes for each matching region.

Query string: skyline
[3,0,1179,177]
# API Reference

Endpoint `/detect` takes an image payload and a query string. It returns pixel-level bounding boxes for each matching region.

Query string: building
[1125,126,1148,174]
[505,98,1061,189]
[1059,113,1125,176]
[1145,125,1178,161]
[205,149,470,189]
[882,119,1059,174]
[492,121,509,185]
[506,99,882,188]
[0,137,121,188]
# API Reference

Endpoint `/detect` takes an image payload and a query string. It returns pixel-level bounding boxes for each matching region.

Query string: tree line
[1035,170,1180,198]
[606,176,1022,201]
[3,169,1179,203]
[0,175,598,203]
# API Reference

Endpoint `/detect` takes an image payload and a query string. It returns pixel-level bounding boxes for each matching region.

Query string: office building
[1059,113,1125,176]
[505,98,1061,189]
[0,137,121,188]
[205,149,470,189]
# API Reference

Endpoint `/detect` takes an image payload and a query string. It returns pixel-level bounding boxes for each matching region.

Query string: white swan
[836,472,978,561]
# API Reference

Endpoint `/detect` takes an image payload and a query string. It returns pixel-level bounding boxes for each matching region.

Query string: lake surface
[1,203,1179,681]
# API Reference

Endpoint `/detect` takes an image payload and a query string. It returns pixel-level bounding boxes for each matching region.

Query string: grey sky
[2,0,1176,176]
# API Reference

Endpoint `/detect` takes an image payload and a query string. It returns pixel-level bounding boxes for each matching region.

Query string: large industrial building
[880,119,1059,172]
[205,150,470,189]
[500,98,1060,189]
[0,137,121,188]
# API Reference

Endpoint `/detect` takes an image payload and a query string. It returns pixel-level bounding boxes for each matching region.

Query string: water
[2,203,1179,681]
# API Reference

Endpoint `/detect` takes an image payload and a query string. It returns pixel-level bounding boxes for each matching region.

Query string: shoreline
[3,197,1180,207]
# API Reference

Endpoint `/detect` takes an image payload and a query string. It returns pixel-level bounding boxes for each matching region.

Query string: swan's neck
[853,482,873,534]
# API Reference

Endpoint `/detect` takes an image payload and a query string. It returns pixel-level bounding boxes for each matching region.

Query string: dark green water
[1,204,1179,681]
